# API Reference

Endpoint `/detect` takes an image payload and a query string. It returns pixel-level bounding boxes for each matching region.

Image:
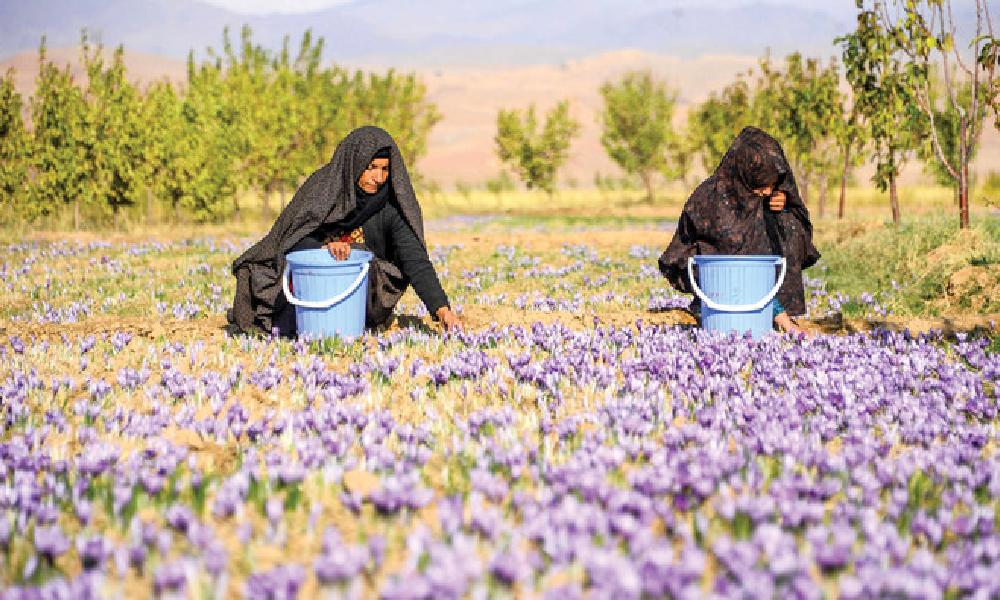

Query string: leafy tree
[598,71,680,201]
[140,80,182,221]
[0,69,30,224]
[348,68,441,182]
[485,170,517,195]
[835,99,868,219]
[495,100,580,194]
[141,79,233,223]
[30,40,91,228]
[876,0,997,229]
[665,127,697,189]
[218,26,293,216]
[81,37,146,228]
[980,34,999,127]
[687,79,754,173]
[176,53,240,221]
[755,53,846,214]
[917,76,984,204]
[838,3,925,225]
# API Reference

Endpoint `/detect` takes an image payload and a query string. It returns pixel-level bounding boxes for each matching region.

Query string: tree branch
[917,75,960,182]
[934,3,964,117]
[947,1,976,78]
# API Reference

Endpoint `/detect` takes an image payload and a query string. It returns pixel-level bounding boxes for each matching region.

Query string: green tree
[218,26,292,216]
[174,53,239,221]
[835,99,868,220]
[980,34,999,127]
[0,69,30,224]
[687,79,754,173]
[143,78,232,223]
[838,3,924,225]
[348,68,441,182]
[141,79,181,222]
[495,100,580,194]
[598,70,680,201]
[755,53,846,214]
[30,40,90,228]
[878,0,997,229]
[81,37,146,228]
[917,76,984,204]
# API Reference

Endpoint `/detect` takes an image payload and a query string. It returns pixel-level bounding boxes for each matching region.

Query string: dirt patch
[3,308,995,344]
[0,314,230,342]
[939,265,1000,312]
[434,229,674,253]
[842,313,1000,337]
[457,305,697,330]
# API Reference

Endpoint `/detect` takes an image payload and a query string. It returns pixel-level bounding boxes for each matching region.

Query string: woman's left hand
[769,191,787,212]
[435,306,462,332]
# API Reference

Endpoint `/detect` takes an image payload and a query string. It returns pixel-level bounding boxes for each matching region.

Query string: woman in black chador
[658,126,820,334]
[228,126,461,337]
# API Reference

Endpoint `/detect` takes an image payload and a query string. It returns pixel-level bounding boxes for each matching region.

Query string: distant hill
[0,0,867,66]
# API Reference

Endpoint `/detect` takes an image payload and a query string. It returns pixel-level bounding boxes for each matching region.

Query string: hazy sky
[200,0,856,17]
[200,0,352,14]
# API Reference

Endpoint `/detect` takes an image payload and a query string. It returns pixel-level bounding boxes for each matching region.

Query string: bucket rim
[692,254,781,264]
[286,248,374,268]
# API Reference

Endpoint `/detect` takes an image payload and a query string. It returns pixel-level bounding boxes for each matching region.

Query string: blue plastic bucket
[283,249,373,339]
[688,255,786,339]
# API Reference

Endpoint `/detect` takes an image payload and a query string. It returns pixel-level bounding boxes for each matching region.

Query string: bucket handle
[687,256,786,313]
[282,261,370,309]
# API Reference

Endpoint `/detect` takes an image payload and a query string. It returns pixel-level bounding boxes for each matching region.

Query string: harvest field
[1,207,999,598]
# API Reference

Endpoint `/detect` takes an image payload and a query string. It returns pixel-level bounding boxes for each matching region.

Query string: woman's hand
[324,241,351,260]
[435,306,462,332]
[769,191,787,212]
[775,312,813,337]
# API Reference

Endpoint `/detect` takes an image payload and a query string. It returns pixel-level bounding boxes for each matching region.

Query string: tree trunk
[800,176,810,206]
[146,188,154,225]
[74,199,80,231]
[640,171,655,203]
[959,160,970,230]
[959,117,970,230]
[889,173,900,226]
[233,192,241,216]
[261,186,272,218]
[838,142,851,220]
[818,177,827,219]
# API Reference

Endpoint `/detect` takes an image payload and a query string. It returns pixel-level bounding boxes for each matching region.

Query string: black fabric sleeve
[386,205,450,315]
[658,211,698,294]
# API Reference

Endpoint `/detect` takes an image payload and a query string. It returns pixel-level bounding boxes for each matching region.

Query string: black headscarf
[228,127,425,334]
[658,126,820,315]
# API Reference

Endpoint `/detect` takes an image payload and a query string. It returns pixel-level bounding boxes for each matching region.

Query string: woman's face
[358,158,390,194]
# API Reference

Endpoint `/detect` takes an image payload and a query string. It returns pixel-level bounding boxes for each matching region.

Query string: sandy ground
[4,305,996,345]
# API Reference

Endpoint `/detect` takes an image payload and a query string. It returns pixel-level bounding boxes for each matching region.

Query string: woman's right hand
[769,191,787,212]
[324,241,351,260]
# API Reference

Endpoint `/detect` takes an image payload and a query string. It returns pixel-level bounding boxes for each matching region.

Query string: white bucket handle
[283,261,370,309]
[687,256,786,313]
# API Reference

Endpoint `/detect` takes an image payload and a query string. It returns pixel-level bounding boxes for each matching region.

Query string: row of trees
[493,0,999,227]
[0,27,439,227]
[1,1,997,228]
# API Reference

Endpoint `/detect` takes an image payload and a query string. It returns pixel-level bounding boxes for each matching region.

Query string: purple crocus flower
[34,525,70,561]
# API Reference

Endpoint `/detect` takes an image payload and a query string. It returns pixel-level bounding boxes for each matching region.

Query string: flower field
[1,222,998,598]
